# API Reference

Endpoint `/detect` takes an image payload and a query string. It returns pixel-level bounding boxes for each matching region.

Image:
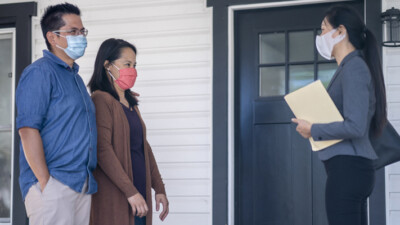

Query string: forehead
[61,14,84,29]
[118,47,137,61]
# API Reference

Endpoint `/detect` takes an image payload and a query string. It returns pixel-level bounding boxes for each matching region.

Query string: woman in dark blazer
[292,5,387,225]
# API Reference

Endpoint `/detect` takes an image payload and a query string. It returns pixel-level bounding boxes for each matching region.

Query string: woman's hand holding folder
[292,118,312,139]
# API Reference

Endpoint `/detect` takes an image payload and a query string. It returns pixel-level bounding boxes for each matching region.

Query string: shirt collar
[43,50,80,74]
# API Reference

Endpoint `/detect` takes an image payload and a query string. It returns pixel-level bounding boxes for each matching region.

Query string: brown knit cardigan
[90,91,166,225]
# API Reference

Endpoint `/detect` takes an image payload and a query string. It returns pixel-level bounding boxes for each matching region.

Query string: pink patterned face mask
[108,63,137,90]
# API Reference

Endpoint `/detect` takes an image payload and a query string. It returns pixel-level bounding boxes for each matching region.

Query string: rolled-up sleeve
[311,58,371,141]
[16,66,51,131]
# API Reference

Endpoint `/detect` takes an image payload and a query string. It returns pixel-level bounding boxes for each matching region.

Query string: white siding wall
[0,0,213,224]
[383,1,400,224]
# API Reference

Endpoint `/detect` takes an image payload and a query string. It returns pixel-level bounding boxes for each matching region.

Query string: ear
[104,60,111,70]
[337,25,347,35]
[46,31,57,47]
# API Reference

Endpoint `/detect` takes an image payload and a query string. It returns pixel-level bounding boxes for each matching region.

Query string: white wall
[0,0,213,224]
[383,0,400,224]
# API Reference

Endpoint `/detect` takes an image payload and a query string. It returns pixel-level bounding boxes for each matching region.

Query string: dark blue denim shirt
[16,50,97,200]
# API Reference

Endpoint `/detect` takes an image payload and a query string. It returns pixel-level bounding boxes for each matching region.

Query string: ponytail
[363,29,387,136]
[325,5,388,136]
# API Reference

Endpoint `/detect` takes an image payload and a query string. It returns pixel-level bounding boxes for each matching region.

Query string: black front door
[235,2,363,225]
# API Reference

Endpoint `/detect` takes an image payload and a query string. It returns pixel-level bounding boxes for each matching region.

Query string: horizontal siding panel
[80,1,206,22]
[387,66,400,85]
[152,145,211,163]
[388,103,400,120]
[33,11,211,31]
[135,78,211,98]
[142,111,210,130]
[137,63,211,80]
[151,213,209,225]
[388,175,400,192]
[151,196,210,213]
[392,120,400,134]
[81,14,211,36]
[147,128,210,146]
[387,85,400,103]
[388,164,400,174]
[139,95,211,114]
[41,0,202,7]
[386,48,400,66]
[79,0,202,9]
[387,56,400,67]
[157,163,210,180]
[163,179,211,196]
[389,211,400,225]
[84,32,211,55]
[389,193,400,210]
[0,0,32,3]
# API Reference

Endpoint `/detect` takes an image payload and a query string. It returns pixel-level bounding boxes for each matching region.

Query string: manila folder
[284,80,343,151]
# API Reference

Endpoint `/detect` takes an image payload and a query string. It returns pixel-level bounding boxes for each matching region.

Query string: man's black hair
[40,3,81,50]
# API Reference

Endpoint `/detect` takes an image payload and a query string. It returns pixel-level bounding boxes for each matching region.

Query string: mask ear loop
[52,32,68,51]
[111,63,121,70]
[107,69,117,80]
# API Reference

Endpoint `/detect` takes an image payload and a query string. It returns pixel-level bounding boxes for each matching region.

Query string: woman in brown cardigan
[88,38,169,225]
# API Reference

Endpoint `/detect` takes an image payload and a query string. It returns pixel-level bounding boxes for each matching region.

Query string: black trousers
[323,155,375,225]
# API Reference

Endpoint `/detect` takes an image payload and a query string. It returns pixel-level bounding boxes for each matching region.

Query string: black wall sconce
[381,7,400,47]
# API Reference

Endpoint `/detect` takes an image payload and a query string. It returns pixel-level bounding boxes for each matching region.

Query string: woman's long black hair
[325,5,387,136]
[88,38,138,108]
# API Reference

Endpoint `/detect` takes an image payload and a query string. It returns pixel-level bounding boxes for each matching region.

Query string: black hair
[325,5,387,136]
[88,38,138,108]
[40,3,81,50]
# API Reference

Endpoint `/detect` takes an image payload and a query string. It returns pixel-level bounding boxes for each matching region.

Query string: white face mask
[315,29,346,60]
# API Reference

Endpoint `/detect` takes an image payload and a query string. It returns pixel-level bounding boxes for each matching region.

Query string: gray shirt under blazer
[311,50,378,161]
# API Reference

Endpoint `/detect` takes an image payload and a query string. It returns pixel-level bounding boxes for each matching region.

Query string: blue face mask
[54,34,87,60]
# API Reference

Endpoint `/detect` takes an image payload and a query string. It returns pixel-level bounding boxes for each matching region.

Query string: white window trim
[227,1,355,225]
[0,27,16,225]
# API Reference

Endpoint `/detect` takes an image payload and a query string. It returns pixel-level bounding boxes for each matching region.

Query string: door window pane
[289,64,314,92]
[260,66,285,96]
[0,32,13,221]
[260,32,285,64]
[289,31,314,62]
[318,63,337,88]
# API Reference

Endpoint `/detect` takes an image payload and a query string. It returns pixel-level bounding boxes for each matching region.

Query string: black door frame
[207,0,385,224]
[0,2,37,225]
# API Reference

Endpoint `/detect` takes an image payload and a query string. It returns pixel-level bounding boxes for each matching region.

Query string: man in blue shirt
[16,3,97,225]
